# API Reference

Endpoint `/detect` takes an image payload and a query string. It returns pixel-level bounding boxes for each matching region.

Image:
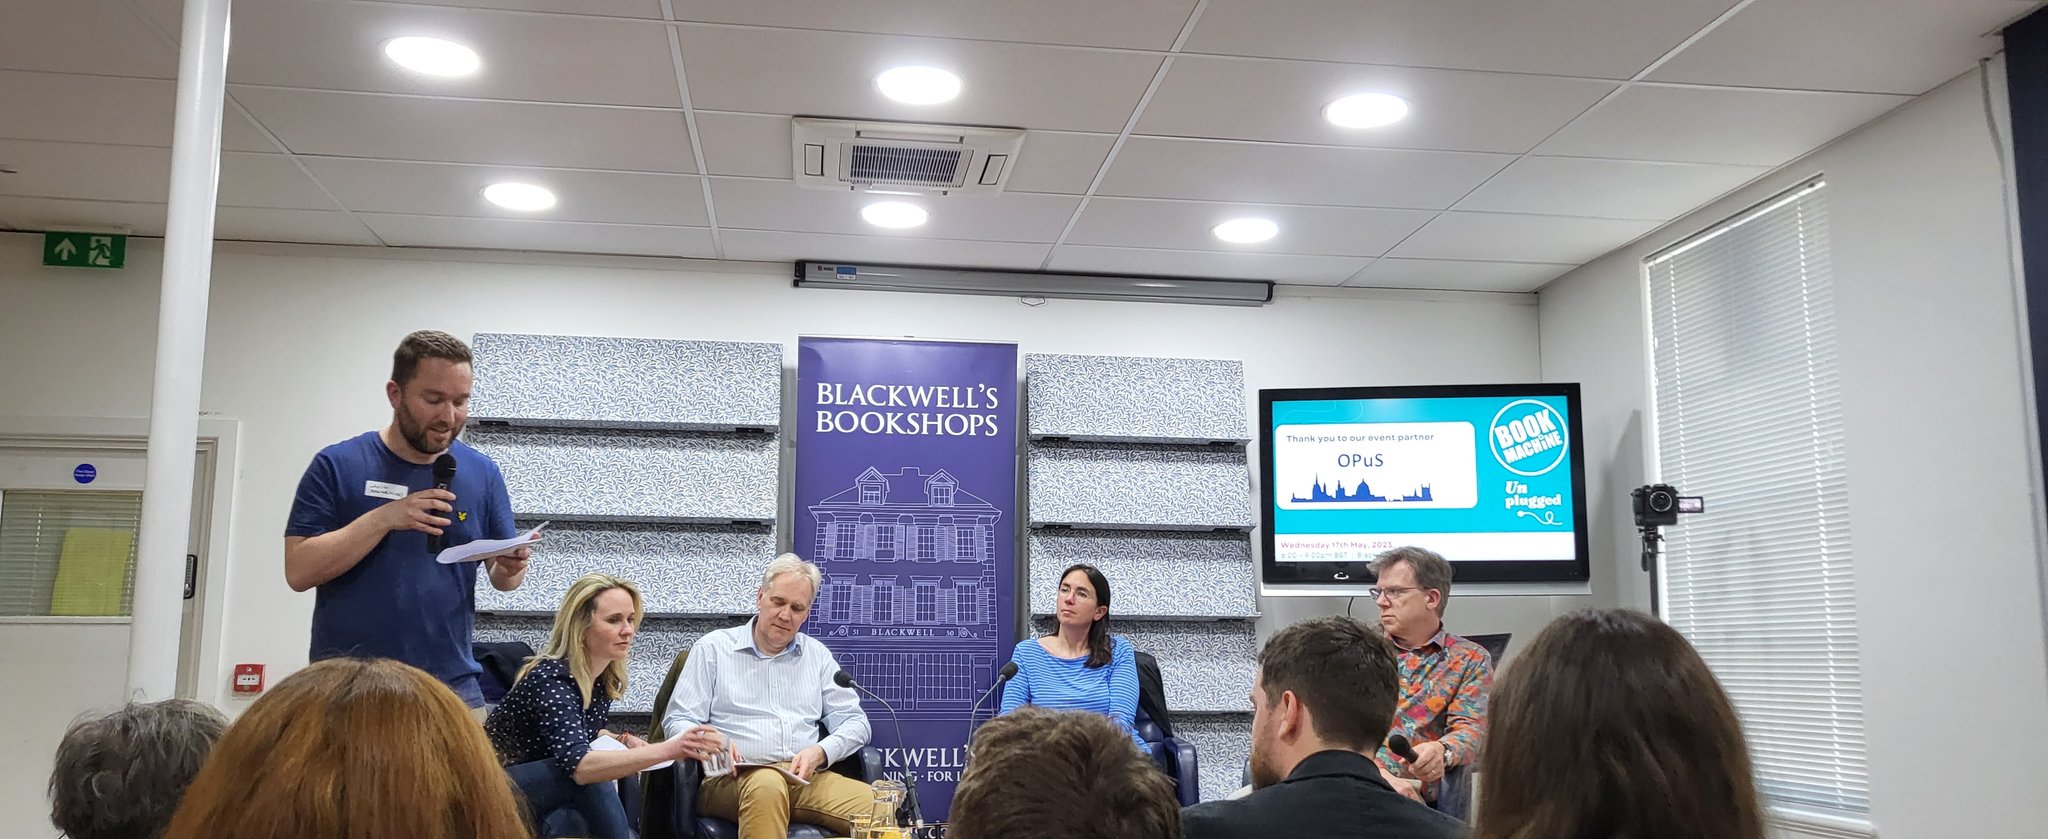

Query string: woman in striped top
[997,563,1148,751]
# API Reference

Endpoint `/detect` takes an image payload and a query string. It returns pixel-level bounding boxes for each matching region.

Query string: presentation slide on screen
[1270,395,1577,564]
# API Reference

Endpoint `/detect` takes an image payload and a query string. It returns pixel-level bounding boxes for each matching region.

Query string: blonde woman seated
[484,574,724,839]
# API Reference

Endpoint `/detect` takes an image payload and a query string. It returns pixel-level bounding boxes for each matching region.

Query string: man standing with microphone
[284,330,528,709]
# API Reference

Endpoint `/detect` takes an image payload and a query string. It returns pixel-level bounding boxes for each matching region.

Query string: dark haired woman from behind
[996,564,1146,751]
[1475,608,1768,839]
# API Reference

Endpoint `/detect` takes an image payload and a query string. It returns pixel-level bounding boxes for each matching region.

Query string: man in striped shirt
[662,554,876,839]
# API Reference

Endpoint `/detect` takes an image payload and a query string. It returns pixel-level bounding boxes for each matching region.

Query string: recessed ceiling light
[875,66,962,105]
[383,36,481,77]
[483,182,555,212]
[1323,93,1410,129]
[862,201,929,229]
[1213,218,1278,244]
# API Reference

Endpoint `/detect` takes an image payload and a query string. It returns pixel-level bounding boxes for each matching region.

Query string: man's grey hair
[1369,545,1455,617]
[761,552,823,597]
[50,699,228,839]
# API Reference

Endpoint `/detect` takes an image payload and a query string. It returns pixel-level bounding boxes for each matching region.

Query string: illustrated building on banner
[808,466,1001,722]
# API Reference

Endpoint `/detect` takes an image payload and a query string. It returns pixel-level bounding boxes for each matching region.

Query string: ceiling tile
[1184,0,1741,79]
[0,0,178,79]
[1066,198,1433,257]
[157,1,683,107]
[300,157,708,226]
[668,0,1198,50]
[1047,245,1370,285]
[1098,137,1512,210]
[1455,156,1767,220]
[696,112,791,178]
[370,0,664,18]
[0,140,170,204]
[232,88,697,172]
[1536,84,1910,166]
[358,213,718,258]
[720,229,1053,270]
[674,26,1163,133]
[1139,57,1615,154]
[219,154,344,210]
[0,71,272,151]
[214,208,382,246]
[709,177,1082,243]
[1005,132,1118,196]
[1648,0,2035,94]
[1388,212,1659,263]
[1345,257,1575,292]
[0,197,167,236]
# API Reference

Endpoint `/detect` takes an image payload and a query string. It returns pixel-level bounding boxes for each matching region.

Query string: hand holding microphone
[425,454,457,554]
[1387,733,1447,784]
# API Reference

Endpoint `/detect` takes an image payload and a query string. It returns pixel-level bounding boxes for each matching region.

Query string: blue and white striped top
[997,635,1146,751]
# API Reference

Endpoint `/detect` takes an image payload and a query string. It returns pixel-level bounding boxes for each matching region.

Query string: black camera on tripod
[1632,483,1704,528]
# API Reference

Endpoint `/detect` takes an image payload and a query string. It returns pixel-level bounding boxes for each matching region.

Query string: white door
[0,439,211,839]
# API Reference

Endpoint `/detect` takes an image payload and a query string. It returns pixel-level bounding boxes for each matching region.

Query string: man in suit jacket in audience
[1181,616,1464,839]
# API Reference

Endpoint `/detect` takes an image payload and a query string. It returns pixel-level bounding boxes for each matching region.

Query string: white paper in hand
[435,522,547,565]
[591,733,673,771]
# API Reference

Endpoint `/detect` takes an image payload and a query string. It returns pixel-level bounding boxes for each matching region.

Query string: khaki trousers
[698,763,875,839]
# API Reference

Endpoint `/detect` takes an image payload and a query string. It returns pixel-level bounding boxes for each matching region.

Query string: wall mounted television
[1259,383,1591,595]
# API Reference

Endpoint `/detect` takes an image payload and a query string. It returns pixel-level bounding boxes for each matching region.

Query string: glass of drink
[700,729,734,777]
[870,778,906,825]
[846,813,875,839]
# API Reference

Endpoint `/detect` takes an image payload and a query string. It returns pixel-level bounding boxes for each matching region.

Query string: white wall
[0,233,1560,835]
[1539,63,2048,838]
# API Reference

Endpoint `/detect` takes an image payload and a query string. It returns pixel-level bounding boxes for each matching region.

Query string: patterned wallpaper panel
[1025,354,1249,443]
[1027,441,1253,530]
[1175,712,1254,803]
[474,522,774,616]
[465,428,777,522]
[475,615,743,715]
[470,334,783,430]
[1026,618,1257,714]
[1027,530,1256,619]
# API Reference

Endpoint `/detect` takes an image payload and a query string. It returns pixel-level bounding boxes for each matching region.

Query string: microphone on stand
[965,662,1019,746]
[426,454,457,554]
[835,669,923,826]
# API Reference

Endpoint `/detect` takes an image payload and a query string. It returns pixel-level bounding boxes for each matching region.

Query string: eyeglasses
[1369,586,1423,601]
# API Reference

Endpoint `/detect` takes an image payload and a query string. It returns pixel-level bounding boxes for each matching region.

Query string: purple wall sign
[795,336,1018,822]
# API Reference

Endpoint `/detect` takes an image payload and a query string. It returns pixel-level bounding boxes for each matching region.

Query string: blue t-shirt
[286,432,514,706]
[997,635,1147,751]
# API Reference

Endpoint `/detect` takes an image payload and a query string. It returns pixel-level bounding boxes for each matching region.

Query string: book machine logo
[1489,400,1568,477]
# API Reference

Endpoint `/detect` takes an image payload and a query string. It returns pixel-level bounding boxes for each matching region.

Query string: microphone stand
[848,680,924,827]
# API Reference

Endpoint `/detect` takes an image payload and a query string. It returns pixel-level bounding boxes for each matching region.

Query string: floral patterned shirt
[1373,626,1493,801]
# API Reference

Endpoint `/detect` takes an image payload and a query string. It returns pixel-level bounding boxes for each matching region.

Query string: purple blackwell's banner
[794,336,1018,822]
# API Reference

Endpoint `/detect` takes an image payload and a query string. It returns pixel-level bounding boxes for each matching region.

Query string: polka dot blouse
[484,657,611,776]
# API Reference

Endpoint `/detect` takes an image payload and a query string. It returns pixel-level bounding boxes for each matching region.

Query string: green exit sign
[43,231,126,269]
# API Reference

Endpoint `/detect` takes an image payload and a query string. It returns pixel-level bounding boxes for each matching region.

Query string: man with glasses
[1366,546,1492,805]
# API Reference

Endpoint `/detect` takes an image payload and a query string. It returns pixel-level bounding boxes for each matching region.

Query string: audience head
[1249,615,1400,789]
[1053,563,1115,668]
[385,329,473,456]
[953,706,1179,839]
[527,572,643,706]
[1476,608,1766,839]
[755,552,823,653]
[1369,546,1454,643]
[48,699,228,839]
[162,657,529,839]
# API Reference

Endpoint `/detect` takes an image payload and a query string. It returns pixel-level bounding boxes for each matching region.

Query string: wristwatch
[1441,743,1455,769]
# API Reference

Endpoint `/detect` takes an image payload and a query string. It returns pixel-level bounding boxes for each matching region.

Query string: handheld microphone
[965,662,1019,745]
[1387,733,1418,764]
[426,454,457,554]
[835,669,923,826]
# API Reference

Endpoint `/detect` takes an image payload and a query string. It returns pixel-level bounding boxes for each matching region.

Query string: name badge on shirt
[364,480,408,500]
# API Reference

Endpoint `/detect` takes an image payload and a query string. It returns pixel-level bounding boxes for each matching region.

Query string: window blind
[0,489,144,617]
[1644,180,1869,815]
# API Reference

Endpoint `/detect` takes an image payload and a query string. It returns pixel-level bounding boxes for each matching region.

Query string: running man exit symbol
[42,231,126,269]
